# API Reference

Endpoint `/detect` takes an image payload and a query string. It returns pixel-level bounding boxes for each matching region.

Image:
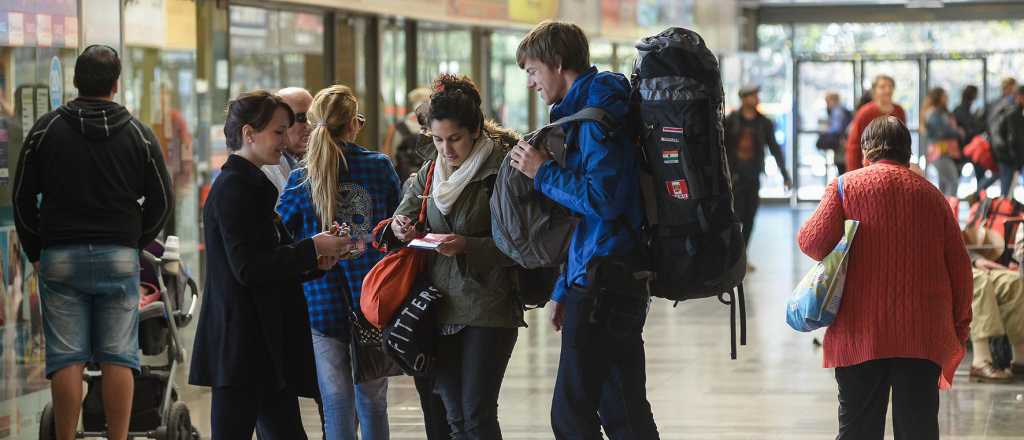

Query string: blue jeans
[551,288,660,440]
[311,328,389,440]
[39,245,140,377]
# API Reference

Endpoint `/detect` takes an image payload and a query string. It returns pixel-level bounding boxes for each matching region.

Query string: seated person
[968,255,1024,382]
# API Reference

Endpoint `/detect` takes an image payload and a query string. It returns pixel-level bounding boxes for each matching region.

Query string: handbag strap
[837,174,847,217]
[418,160,436,225]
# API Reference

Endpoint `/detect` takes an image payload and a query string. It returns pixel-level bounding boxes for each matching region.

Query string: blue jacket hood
[552,67,631,122]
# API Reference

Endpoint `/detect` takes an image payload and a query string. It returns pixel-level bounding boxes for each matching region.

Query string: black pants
[835,358,940,440]
[733,176,760,249]
[415,375,452,440]
[551,288,660,440]
[435,326,518,440]
[212,385,307,440]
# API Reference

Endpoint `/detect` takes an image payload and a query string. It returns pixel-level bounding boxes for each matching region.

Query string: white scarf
[431,135,494,215]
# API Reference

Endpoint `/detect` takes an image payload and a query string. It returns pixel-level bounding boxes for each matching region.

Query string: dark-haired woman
[189,90,355,439]
[799,116,972,440]
[389,75,523,440]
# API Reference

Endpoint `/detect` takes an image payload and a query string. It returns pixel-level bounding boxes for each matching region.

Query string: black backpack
[630,28,748,358]
[490,109,613,309]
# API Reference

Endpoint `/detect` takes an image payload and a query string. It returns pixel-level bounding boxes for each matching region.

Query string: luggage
[629,27,747,358]
[964,196,1024,263]
[489,109,613,308]
[964,134,996,172]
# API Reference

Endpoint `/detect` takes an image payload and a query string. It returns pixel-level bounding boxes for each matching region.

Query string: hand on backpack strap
[510,140,551,179]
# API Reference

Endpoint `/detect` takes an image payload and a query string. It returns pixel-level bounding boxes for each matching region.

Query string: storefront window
[228,5,325,99]
[123,0,200,273]
[0,1,80,433]
[380,20,407,142]
[591,41,614,73]
[417,24,471,87]
[490,32,529,133]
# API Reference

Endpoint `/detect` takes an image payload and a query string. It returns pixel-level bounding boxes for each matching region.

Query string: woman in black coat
[188,91,352,439]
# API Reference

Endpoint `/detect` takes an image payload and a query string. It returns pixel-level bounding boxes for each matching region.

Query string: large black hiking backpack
[490,109,614,308]
[630,28,748,358]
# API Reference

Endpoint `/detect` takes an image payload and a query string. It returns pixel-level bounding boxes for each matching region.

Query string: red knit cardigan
[797,161,972,389]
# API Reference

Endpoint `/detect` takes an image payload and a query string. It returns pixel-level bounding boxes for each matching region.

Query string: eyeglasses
[295,112,308,124]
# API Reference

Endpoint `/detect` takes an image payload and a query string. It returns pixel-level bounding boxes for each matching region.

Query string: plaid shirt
[278,144,402,338]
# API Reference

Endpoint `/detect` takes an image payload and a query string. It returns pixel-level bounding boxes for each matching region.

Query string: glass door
[861,59,922,159]
[794,60,856,201]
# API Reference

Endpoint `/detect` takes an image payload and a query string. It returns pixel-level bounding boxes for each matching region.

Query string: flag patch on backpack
[662,149,680,164]
[665,179,689,200]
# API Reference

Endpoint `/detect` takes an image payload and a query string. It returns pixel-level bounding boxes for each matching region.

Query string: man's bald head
[277,87,313,158]
[278,87,313,109]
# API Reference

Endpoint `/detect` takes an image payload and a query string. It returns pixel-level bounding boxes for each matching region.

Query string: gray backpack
[490,108,614,307]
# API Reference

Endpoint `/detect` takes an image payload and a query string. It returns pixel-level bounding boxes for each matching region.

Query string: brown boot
[970,362,1014,383]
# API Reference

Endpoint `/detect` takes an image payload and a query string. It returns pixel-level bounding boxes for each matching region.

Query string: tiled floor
[7,206,1024,438]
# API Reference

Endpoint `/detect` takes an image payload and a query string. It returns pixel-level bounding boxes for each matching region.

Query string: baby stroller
[39,239,201,439]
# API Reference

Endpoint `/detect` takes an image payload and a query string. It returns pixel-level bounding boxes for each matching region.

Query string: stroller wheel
[39,403,57,440]
[165,402,193,440]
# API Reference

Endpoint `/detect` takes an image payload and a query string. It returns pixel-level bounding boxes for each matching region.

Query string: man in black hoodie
[12,45,172,440]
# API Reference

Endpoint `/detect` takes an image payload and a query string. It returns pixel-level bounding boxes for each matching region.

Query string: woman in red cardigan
[799,116,973,440]
[846,75,907,171]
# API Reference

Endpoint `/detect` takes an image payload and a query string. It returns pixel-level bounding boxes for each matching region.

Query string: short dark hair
[861,116,912,165]
[74,45,121,97]
[516,21,590,73]
[428,74,484,134]
[224,90,295,151]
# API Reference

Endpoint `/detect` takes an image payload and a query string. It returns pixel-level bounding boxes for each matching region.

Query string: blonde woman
[278,85,402,440]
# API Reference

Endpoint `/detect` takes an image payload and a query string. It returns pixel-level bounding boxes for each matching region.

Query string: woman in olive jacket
[188,91,351,439]
[390,75,523,440]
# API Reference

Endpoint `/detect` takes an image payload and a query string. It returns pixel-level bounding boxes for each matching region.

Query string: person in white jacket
[263,87,313,196]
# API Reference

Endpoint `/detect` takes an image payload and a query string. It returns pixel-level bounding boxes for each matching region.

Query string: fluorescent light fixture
[906,0,944,8]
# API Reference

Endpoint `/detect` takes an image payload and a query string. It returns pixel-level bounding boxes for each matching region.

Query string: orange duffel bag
[361,162,435,329]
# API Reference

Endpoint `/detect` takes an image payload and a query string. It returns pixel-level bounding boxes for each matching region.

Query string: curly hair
[427,74,484,134]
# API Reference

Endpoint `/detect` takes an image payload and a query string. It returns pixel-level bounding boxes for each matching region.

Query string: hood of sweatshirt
[57,97,133,141]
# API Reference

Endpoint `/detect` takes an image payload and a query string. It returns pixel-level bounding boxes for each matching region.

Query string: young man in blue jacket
[510,21,660,440]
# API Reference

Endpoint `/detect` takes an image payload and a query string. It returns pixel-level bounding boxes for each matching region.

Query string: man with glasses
[263,87,313,195]
[13,44,173,440]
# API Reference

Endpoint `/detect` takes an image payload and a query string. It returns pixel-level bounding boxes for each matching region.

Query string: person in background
[263,87,313,196]
[923,87,964,197]
[967,255,1024,382]
[799,116,972,440]
[392,74,523,439]
[845,75,907,172]
[990,86,1024,197]
[986,78,1018,132]
[385,87,433,181]
[189,90,352,439]
[12,45,173,440]
[819,92,853,174]
[954,86,994,191]
[512,21,659,439]
[725,84,792,267]
[278,85,400,440]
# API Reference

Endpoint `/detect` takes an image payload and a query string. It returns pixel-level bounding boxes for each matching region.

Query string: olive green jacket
[395,135,524,328]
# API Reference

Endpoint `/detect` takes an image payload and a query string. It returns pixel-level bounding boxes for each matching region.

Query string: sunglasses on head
[294,112,308,124]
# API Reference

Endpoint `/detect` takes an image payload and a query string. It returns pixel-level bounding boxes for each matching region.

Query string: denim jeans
[311,328,390,440]
[434,326,518,440]
[551,288,660,440]
[39,244,140,377]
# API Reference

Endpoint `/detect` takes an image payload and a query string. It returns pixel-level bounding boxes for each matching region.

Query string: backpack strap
[525,107,615,144]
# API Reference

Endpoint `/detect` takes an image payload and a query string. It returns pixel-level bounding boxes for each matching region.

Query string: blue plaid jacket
[278,144,402,339]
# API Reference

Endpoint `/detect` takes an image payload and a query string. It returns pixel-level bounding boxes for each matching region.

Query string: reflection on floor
[4,206,1024,439]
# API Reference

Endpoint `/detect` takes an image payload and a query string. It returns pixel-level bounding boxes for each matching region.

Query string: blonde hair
[302,85,359,229]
